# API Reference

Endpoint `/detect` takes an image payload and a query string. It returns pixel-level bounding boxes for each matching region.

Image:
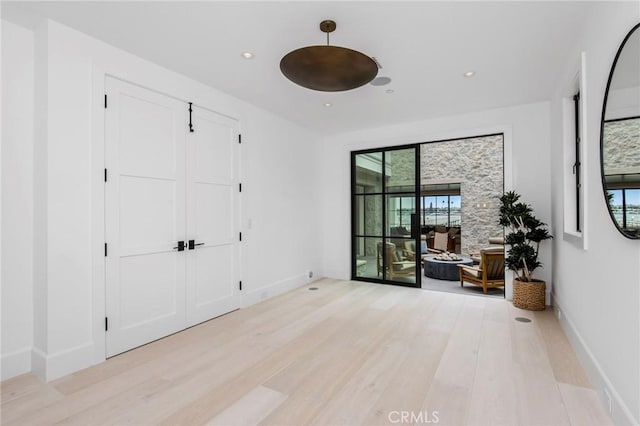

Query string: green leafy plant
[499,191,552,282]
[606,191,614,208]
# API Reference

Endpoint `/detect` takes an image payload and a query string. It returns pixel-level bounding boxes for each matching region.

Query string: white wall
[240,107,323,306]
[606,86,640,120]
[1,20,35,380]
[318,102,552,302]
[550,3,640,425]
[2,17,321,381]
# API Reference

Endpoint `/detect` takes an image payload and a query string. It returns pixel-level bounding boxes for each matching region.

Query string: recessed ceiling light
[324,102,333,108]
[464,71,476,78]
[241,52,254,59]
[370,76,392,86]
[386,89,394,94]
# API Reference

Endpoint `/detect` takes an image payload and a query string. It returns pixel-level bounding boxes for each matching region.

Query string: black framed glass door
[352,145,420,287]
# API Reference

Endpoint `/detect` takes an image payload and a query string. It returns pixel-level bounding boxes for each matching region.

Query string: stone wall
[386,148,415,190]
[603,118,640,172]
[363,196,382,256]
[420,135,504,255]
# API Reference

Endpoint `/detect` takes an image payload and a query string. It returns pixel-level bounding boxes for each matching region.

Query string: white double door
[105,77,240,357]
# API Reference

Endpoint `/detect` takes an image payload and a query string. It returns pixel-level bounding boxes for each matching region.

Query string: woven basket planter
[512,279,546,311]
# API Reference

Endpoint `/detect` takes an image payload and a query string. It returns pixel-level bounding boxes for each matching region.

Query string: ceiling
[3,1,594,136]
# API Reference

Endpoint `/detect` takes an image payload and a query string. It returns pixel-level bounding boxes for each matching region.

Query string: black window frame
[573,91,582,232]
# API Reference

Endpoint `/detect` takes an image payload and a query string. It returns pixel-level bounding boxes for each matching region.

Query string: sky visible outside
[423,195,461,209]
[609,189,640,206]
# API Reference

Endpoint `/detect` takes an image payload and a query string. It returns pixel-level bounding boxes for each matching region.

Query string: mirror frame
[600,22,640,239]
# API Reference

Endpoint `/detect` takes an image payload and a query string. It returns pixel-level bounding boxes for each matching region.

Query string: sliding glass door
[352,146,420,287]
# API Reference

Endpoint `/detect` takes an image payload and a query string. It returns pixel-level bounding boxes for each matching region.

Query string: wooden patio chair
[427,231,449,254]
[457,249,505,294]
[377,242,416,279]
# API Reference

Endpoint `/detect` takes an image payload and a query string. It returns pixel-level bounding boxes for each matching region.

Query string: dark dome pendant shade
[280,20,378,92]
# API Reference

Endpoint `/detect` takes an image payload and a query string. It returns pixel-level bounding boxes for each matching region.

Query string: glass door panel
[384,148,417,286]
[354,237,382,280]
[354,195,382,236]
[355,152,383,194]
[352,146,419,287]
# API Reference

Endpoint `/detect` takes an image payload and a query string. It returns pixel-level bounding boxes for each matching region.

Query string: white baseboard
[31,342,98,382]
[323,268,349,281]
[1,347,32,380]
[553,292,638,425]
[241,272,309,307]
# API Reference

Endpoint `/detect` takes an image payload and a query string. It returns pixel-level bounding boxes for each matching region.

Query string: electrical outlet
[308,270,313,279]
[557,308,562,320]
[604,387,613,415]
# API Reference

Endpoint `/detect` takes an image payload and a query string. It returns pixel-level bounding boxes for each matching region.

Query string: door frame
[350,133,509,292]
[91,69,242,363]
[351,143,422,288]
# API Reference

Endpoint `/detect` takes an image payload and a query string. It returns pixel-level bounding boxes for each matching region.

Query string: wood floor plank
[465,319,519,425]
[1,374,44,404]
[113,282,384,425]
[54,378,172,426]
[16,287,329,425]
[1,384,64,425]
[508,305,570,425]
[533,308,592,388]
[157,318,346,426]
[420,296,485,425]
[51,282,323,396]
[261,291,419,425]
[0,279,610,426]
[558,382,612,425]
[312,290,442,425]
[206,385,287,426]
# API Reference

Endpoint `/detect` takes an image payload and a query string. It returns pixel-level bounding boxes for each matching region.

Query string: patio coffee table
[423,256,473,281]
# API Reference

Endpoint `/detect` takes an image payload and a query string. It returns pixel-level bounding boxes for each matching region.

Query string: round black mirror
[601,23,640,239]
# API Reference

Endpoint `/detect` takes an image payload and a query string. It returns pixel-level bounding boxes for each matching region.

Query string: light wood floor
[1,279,611,425]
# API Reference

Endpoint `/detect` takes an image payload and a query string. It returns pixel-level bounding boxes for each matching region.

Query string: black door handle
[188,240,206,250]
[173,241,185,251]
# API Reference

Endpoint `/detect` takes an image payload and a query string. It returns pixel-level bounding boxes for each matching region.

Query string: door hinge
[104,94,108,109]
[105,317,108,331]
[239,232,242,242]
[238,134,242,144]
[239,281,242,291]
[104,243,108,257]
[239,183,242,192]
[188,102,194,133]
[104,168,108,182]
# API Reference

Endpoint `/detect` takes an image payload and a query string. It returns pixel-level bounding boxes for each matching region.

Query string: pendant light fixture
[280,20,378,92]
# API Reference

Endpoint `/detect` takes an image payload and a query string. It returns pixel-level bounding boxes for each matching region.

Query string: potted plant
[499,191,552,310]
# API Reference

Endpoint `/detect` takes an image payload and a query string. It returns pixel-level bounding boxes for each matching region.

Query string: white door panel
[119,176,177,250]
[118,93,177,178]
[195,184,234,242]
[194,245,233,305]
[186,107,240,327]
[194,120,233,183]
[105,78,240,355]
[118,252,179,328]
[105,77,186,357]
